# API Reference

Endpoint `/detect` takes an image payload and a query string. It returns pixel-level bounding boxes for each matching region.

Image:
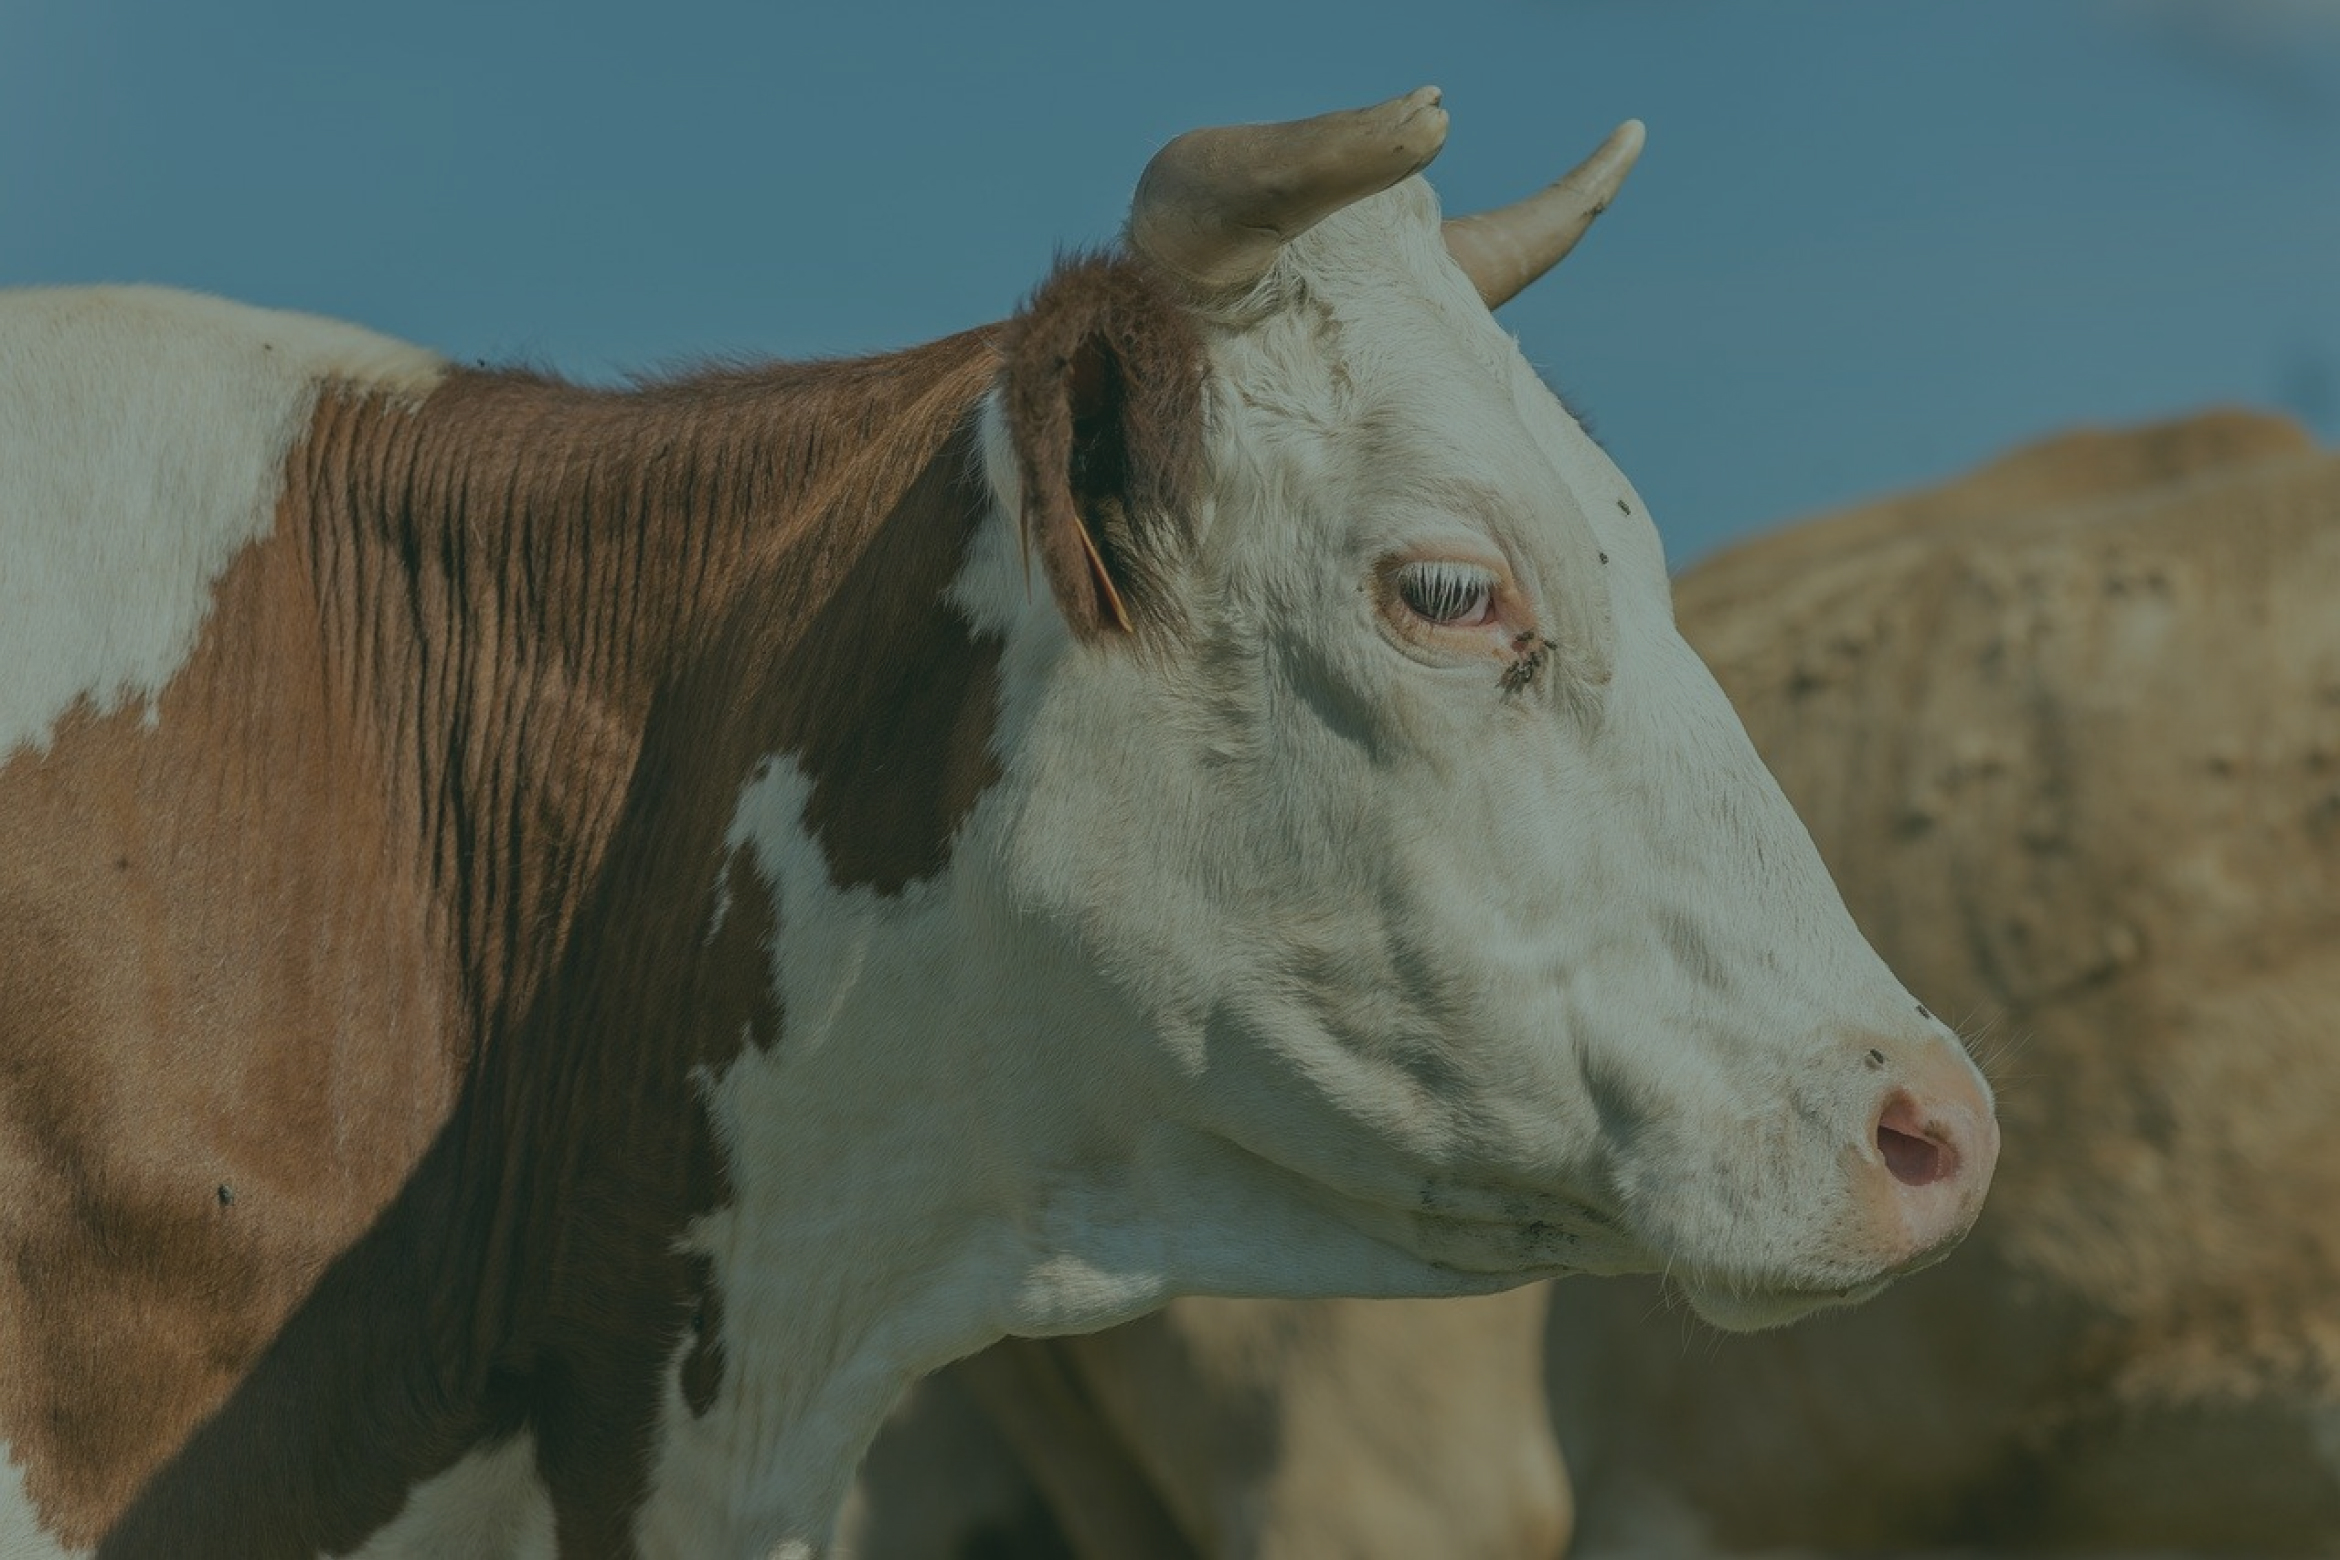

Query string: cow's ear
[1003,254,1206,640]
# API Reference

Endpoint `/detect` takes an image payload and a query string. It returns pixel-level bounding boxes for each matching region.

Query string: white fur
[344,1435,556,1560]
[0,1445,82,1560]
[0,286,443,763]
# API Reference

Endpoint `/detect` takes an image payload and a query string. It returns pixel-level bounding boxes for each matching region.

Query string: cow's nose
[1860,1045,1999,1272]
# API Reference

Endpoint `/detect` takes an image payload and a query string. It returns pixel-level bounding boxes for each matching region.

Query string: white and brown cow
[0,91,1996,1559]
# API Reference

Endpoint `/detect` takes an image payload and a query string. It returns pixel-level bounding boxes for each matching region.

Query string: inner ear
[1064,335,1136,633]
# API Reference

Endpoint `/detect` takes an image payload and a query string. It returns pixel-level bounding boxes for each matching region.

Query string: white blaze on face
[984,177,1995,1324]
[0,286,443,764]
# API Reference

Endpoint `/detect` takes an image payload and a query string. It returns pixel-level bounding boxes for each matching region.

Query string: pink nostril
[1876,1094,1959,1188]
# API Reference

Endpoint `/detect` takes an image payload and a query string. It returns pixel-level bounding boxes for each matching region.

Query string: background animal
[1558,405,2340,1555]
[849,407,2340,1558]
[845,1292,1565,1560]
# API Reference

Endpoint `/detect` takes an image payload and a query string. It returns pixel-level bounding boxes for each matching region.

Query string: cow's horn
[1443,120,1644,310]
[1128,86,1450,291]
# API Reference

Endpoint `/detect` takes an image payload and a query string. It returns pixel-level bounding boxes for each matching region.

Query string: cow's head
[961,89,1996,1331]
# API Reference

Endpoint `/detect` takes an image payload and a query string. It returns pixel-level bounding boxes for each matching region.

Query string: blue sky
[5,0,2334,561]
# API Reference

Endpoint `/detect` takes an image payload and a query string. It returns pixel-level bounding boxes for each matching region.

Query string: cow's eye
[1394,560,1498,627]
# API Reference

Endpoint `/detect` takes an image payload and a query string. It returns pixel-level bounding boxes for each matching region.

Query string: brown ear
[1003,254,1207,640]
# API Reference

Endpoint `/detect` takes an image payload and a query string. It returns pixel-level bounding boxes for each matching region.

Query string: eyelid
[1389,557,1504,629]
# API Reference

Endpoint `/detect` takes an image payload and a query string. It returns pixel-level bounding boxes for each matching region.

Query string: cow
[851,407,2337,1559]
[0,89,1997,1560]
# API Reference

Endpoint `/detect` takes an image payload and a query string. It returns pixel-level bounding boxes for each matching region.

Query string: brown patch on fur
[0,534,465,1547]
[762,426,1007,894]
[1003,254,1208,641]
[3,325,1007,1553]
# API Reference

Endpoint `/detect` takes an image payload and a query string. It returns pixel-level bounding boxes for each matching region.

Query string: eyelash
[1393,561,1499,627]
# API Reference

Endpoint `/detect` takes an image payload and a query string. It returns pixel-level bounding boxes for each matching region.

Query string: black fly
[1501,630,1558,694]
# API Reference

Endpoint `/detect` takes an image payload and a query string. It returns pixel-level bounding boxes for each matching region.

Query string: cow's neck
[101,330,1025,1558]
[288,332,1006,1034]
[637,754,1506,1556]
[610,745,1134,1553]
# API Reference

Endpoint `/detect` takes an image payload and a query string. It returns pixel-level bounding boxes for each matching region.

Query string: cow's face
[971,95,1995,1331]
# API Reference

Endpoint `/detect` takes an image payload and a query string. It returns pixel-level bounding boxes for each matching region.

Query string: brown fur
[0,535,464,1544]
[2,325,1020,1553]
[1003,254,1209,642]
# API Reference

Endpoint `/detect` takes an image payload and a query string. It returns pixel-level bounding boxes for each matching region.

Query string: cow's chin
[1676,1275,1891,1333]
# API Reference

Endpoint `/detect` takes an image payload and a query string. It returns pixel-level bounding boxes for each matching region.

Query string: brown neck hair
[96,327,1009,1556]
[297,326,1006,1030]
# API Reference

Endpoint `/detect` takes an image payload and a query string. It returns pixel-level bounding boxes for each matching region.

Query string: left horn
[1128,86,1451,292]
[1443,120,1645,309]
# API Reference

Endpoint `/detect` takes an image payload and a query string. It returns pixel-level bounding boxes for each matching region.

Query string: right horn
[1128,87,1451,291]
[1443,120,1645,310]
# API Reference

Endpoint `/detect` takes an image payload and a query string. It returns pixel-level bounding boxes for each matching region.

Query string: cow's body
[1,93,1995,1559]
[852,408,2339,1560]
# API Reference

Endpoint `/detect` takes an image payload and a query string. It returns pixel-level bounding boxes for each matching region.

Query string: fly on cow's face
[1502,630,1558,693]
